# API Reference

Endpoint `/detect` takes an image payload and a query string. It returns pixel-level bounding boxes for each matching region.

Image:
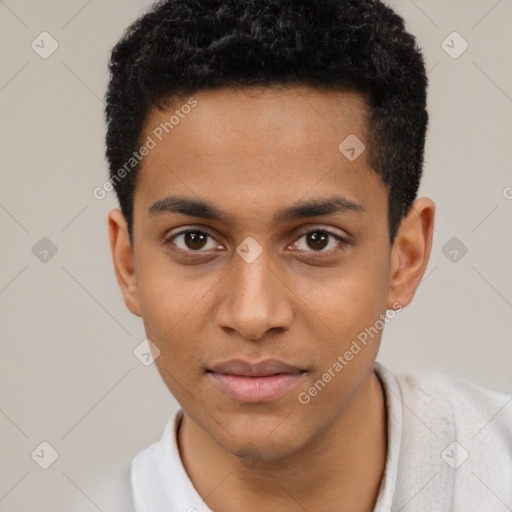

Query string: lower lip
[209,372,306,403]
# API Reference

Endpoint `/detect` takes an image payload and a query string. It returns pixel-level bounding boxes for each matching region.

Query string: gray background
[1,0,511,510]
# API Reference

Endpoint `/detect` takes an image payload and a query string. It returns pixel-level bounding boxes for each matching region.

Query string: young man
[105,0,512,510]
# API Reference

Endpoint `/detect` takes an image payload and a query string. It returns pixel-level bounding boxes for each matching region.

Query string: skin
[109,85,435,511]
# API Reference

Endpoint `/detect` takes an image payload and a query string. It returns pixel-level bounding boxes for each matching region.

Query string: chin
[210,414,312,462]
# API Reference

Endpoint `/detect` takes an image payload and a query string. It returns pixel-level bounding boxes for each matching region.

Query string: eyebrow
[148,194,365,225]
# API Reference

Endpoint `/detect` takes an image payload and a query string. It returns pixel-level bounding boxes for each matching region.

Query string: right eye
[165,228,223,253]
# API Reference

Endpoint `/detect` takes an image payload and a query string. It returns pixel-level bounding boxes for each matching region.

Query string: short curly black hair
[105,0,428,243]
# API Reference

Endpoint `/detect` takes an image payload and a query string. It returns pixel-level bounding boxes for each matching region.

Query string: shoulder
[376,363,512,508]
[393,367,512,429]
[384,363,512,446]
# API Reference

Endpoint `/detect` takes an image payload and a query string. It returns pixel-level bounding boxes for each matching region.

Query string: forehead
[134,85,385,226]
[145,85,369,154]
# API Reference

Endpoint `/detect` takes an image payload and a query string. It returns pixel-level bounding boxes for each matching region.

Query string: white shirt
[131,363,512,511]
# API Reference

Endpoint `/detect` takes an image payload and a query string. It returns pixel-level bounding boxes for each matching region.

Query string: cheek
[315,259,390,338]
[136,250,206,338]
[306,256,390,380]
[295,268,388,420]
[135,265,209,389]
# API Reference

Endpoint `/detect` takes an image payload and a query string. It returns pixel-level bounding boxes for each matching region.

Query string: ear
[108,209,141,317]
[387,197,435,309]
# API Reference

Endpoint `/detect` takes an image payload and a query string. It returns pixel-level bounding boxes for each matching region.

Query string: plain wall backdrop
[1,0,511,509]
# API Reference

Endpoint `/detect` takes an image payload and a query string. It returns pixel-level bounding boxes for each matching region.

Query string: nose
[216,249,293,341]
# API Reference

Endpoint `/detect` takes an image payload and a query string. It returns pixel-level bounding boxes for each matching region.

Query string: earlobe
[387,197,435,310]
[108,209,142,317]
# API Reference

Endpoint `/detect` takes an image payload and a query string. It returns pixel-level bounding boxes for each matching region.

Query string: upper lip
[208,358,304,377]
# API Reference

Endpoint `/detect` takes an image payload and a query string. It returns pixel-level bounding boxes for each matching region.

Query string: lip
[209,358,303,376]
[207,358,306,403]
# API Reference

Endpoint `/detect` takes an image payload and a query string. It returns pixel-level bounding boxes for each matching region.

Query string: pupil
[186,232,207,250]
[307,231,328,251]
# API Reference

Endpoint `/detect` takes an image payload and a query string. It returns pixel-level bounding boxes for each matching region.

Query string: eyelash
[164,227,348,260]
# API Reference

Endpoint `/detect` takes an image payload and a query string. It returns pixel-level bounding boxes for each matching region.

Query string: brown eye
[167,229,220,252]
[183,231,208,250]
[292,229,348,257]
[305,231,330,251]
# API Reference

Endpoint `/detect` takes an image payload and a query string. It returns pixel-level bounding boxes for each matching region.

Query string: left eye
[291,230,344,253]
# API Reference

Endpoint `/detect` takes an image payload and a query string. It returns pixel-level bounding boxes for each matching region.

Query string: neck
[178,371,387,512]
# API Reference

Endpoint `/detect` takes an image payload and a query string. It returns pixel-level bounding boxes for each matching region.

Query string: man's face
[129,86,394,459]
